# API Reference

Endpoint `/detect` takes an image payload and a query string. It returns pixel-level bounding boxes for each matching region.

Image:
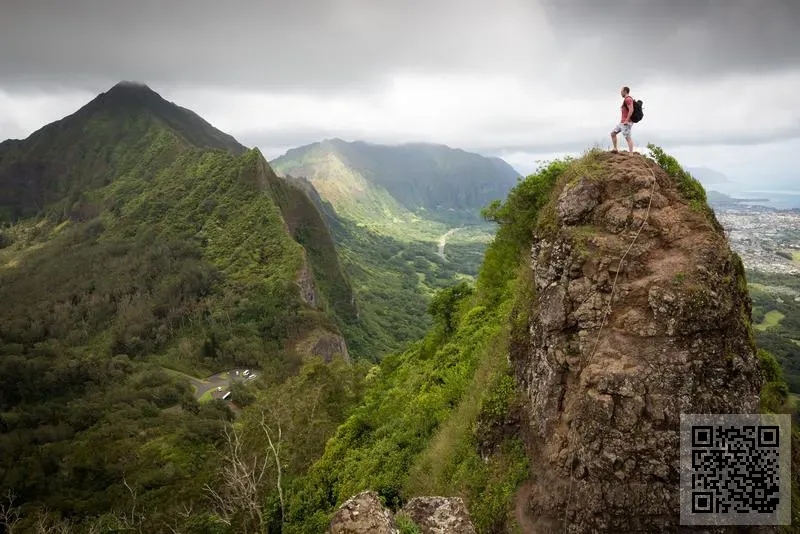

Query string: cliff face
[512,152,763,532]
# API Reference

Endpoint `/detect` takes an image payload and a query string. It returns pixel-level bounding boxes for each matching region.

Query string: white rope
[561,157,659,533]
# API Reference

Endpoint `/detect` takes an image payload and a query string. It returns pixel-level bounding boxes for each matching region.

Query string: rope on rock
[562,156,659,533]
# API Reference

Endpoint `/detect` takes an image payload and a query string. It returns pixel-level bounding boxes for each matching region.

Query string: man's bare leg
[611,132,618,152]
[626,136,634,153]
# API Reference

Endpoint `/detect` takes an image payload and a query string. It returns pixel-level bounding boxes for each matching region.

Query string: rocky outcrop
[328,492,477,534]
[296,257,319,308]
[403,497,476,534]
[311,330,350,362]
[512,152,764,533]
[329,491,398,534]
[295,327,350,363]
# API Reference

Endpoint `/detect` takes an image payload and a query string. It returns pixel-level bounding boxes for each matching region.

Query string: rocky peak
[512,152,764,533]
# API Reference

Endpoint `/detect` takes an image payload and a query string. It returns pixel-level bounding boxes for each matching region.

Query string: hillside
[270,140,519,357]
[279,147,799,533]
[0,83,361,529]
[271,138,520,235]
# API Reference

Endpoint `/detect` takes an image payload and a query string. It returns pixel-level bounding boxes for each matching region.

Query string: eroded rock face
[403,497,477,534]
[295,327,350,363]
[513,153,764,533]
[312,331,350,362]
[296,258,319,307]
[329,491,398,534]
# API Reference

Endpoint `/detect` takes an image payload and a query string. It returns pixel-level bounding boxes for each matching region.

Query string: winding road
[164,368,256,401]
[437,227,464,260]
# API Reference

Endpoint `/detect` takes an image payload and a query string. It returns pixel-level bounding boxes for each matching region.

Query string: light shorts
[612,122,633,139]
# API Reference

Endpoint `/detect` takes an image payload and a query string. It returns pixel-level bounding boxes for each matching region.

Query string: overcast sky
[1,0,799,181]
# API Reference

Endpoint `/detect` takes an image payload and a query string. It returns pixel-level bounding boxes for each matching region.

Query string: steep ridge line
[562,155,659,533]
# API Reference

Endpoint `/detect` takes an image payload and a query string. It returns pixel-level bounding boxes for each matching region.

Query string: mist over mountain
[686,165,729,185]
[272,138,521,226]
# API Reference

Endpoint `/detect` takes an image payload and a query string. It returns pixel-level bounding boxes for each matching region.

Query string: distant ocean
[707,186,800,210]
[738,190,800,210]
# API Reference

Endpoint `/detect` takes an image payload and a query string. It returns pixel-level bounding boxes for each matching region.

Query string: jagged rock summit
[512,151,765,533]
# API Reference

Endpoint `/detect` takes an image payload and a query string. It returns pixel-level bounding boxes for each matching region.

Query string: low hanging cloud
[1,0,799,180]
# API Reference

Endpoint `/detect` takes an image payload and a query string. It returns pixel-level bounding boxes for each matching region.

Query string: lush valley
[272,138,522,359]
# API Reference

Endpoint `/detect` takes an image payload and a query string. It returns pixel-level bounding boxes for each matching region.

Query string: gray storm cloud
[1,0,798,92]
[1,0,799,181]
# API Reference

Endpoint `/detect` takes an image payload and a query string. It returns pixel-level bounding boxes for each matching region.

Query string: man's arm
[625,98,634,124]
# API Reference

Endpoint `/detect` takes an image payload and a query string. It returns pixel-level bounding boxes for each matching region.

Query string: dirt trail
[437,227,463,259]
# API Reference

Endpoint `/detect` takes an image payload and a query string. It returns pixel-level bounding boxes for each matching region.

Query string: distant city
[711,201,800,275]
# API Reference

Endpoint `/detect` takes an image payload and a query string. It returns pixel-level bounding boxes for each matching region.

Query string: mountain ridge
[271,137,521,229]
[0,82,364,526]
[0,82,245,222]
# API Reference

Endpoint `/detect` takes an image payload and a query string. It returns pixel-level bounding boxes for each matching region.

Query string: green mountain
[0,81,245,223]
[0,82,361,527]
[271,138,520,236]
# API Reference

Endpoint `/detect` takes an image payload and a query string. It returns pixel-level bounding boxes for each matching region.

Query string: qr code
[680,414,791,526]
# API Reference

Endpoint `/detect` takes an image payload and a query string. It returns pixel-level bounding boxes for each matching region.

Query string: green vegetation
[755,310,786,331]
[271,141,513,361]
[646,144,705,207]
[648,144,800,529]
[396,512,422,534]
[3,82,797,533]
[0,84,362,530]
[646,144,723,232]
[746,270,800,392]
[754,349,800,532]
[0,82,244,223]
[280,156,566,533]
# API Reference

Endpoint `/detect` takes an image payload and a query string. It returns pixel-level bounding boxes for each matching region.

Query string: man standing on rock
[611,86,635,153]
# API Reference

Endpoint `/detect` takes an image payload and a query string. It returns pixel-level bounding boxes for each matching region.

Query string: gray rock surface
[403,496,477,534]
[329,492,478,534]
[329,491,398,534]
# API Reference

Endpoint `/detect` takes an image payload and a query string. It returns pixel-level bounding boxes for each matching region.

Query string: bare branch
[260,413,285,525]
[205,422,271,531]
[0,490,21,534]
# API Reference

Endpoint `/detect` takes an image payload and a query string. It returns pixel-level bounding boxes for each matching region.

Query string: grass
[405,322,511,495]
[198,388,215,403]
[755,310,786,331]
[785,250,800,266]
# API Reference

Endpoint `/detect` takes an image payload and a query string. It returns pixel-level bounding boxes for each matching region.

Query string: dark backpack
[630,98,644,123]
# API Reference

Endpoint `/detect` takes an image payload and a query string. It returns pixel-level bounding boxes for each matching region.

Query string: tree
[205,415,284,533]
[0,491,20,534]
[428,282,474,334]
